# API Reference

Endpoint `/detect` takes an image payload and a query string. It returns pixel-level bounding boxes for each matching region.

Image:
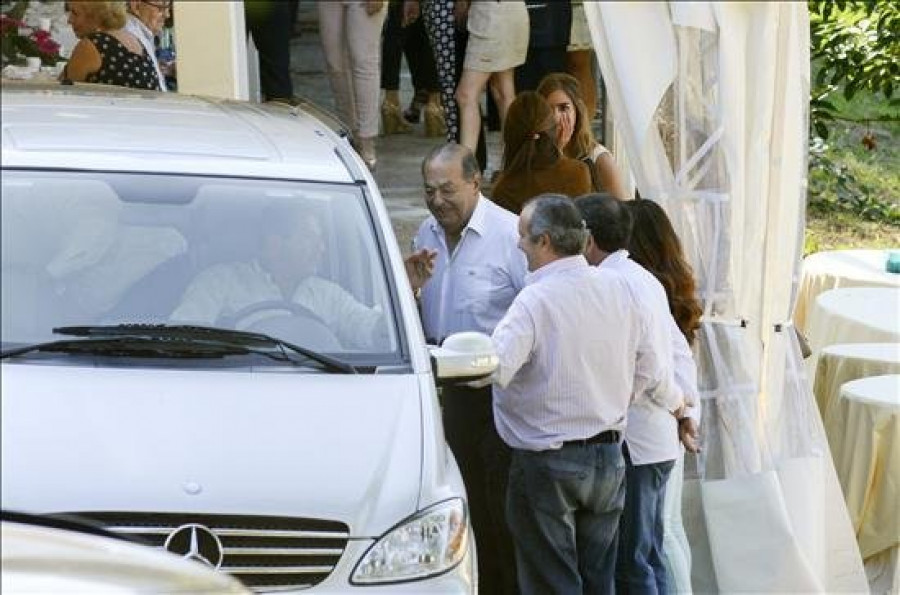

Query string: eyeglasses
[141,0,172,10]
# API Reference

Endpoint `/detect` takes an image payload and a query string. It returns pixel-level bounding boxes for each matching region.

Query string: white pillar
[172,1,249,100]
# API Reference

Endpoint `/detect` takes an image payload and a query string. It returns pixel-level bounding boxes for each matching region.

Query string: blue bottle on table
[886,251,900,274]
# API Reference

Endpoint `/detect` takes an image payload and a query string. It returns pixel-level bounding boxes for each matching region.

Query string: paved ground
[287,5,502,254]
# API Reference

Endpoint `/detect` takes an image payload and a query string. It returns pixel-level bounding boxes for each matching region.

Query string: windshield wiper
[55,324,358,373]
[2,324,357,374]
[0,337,252,360]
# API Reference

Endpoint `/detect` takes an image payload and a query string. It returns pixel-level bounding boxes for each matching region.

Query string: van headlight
[350,498,468,584]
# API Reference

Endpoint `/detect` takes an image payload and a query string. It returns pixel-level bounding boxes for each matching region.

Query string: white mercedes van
[1,84,495,593]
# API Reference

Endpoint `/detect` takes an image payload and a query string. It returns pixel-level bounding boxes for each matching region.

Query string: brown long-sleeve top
[490,156,592,215]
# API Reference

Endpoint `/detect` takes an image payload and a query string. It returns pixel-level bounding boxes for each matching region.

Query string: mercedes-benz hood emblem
[163,523,224,569]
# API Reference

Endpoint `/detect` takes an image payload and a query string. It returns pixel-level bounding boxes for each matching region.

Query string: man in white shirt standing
[490,194,677,594]
[125,0,169,92]
[576,192,700,595]
[405,143,526,595]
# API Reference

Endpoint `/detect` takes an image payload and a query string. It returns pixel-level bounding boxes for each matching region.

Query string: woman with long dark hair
[626,199,702,346]
[620,198,702,594]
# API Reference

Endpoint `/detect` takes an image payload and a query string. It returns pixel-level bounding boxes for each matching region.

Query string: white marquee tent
[584,2,869,592]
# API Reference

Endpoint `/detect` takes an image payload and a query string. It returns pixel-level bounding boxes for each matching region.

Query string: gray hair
[523,194,589,256]
[421,142,481,181]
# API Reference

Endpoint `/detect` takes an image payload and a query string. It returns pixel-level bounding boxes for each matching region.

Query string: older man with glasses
[124,0,171,92]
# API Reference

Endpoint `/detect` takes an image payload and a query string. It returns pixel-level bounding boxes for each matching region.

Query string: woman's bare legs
[455,68,491,153]
[488,69,516,130]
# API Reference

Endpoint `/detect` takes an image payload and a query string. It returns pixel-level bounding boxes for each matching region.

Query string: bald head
[420,143,483,239]
[421,143,481,182]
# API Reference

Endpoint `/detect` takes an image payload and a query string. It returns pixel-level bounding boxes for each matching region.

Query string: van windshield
[1,170,403,366]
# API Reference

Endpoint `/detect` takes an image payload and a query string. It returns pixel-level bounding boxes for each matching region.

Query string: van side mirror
[428,332,498,385]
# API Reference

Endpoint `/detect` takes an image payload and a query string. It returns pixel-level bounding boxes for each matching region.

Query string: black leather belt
[563,430,621,447]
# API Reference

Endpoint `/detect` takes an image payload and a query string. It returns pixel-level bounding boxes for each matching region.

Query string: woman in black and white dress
[63,0,161,91]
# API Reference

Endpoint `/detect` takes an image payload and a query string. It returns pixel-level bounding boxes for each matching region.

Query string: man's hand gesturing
[404,248,438,291]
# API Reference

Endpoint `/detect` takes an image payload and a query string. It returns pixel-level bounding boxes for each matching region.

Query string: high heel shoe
[423,101,446,138]
[357,136,377,172]
[381,100,412,135]
[403,88,428,124]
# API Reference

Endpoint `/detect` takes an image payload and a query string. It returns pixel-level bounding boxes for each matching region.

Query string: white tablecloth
[825,374,900,592]
[795,249,900,334]
[814,343,900,420]
[806,288,900,377]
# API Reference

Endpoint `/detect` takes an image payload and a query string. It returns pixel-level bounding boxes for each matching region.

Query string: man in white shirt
[491,194,675,594]
[405,143,526,595]
[125,1,169,92]
[170,205,383,351]
[577,192,700,594]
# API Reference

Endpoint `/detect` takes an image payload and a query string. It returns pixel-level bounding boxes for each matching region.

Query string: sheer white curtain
[585,2,867,592]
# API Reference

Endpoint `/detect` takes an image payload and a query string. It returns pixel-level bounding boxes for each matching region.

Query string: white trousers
[663,453,693,593]
[317,1,386,139]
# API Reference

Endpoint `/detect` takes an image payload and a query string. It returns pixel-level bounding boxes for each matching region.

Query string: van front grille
[66,511,350,591]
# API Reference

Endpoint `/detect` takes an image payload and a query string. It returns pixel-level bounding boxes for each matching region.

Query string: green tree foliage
[809,0,899,139]
[807,0,899,224]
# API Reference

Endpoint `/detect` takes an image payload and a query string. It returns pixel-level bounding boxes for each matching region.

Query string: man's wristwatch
[413,287,422,300]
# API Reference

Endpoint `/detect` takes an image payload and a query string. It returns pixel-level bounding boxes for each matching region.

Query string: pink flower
[1,14,26,34]
[36,37,59,55]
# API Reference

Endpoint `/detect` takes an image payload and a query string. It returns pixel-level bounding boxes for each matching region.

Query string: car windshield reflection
[1,171,401,366]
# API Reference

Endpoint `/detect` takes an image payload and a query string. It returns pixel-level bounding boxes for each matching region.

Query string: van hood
[1,363,423,537]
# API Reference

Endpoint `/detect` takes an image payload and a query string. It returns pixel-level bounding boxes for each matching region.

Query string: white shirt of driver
[169,260,380,349]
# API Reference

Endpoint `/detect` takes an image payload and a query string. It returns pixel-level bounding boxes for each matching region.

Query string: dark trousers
[616,446,676,595]
[515,46,568,92]
[245,0,296,100]
[515,0,572,93]
[381,1,438,92]
[441,384,517,595]
[506,442,626,595]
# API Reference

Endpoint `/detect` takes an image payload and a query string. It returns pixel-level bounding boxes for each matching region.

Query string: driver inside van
[170,205,384,350]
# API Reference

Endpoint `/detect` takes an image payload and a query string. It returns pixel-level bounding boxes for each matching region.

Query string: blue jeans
[615,445,676,595]
[505,442,626,595]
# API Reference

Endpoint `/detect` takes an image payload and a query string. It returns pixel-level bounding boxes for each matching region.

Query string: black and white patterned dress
[422,0,460,143]
[85,32,161,91]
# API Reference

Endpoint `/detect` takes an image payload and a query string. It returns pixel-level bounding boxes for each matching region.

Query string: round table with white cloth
[824,374,900,593]
[794,249,900,334]
[814,342,900,419]
[806,287,900,376]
